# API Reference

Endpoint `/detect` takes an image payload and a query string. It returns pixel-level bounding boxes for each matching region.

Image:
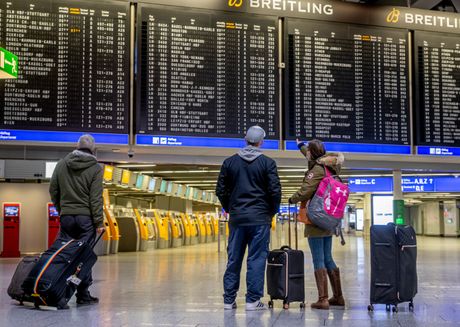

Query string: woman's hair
[307,139,326,160]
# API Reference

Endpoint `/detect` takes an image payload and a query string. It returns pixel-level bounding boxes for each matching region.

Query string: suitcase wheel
[367,304,374,312]
[300,302,305,309]
[268,300,274,309]
[409,302,414,312]
[385,304,391,312]
[283,301,289,310]
[392,305,398,313]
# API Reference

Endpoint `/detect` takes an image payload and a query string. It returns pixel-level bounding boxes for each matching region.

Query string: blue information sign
[285,141,411,154]
[348,177,393,193]
[136,135,279,150]
[417,146,460,157]
[0,129,128,145]
[348,176,460,193]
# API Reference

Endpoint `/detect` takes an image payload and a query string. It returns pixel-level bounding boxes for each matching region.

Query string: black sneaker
[76,294,99,305]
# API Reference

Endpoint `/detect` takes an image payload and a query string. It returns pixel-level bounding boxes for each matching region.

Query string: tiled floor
[1,231,459,326]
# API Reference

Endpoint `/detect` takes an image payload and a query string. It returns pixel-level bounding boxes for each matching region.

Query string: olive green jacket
[49,150,104,228]
[289,145,344,238]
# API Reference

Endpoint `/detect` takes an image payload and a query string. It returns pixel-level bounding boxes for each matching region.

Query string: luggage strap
[33,239,75,303]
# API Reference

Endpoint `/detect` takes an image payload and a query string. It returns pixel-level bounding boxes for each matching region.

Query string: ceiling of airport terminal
[111,163,460,205]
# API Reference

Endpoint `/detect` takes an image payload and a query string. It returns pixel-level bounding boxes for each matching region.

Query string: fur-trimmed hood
[310,152,344,174]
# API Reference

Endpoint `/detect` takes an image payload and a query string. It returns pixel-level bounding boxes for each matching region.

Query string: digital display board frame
[0,0,131,145]
[283,18,411,155]
[135,3,280,149]
[414,30,460,156]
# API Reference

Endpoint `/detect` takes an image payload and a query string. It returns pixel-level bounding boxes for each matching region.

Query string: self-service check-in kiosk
[153,209,169,249]
[1,203,21,258]
[145,209,159,249]
[195,214,207,243]
[103,189,119,254]
[168,211,183,248]
[94,217,111,256]
[47,203,60,248]
[180,213,193,245]
[185,213,199,245]
[133,208,149,251]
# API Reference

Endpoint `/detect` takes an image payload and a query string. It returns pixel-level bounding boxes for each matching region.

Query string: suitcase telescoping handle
[92,229,105,249]
[287,203,299,250]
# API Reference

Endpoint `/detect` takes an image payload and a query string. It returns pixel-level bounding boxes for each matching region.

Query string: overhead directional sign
[348,176,460,193]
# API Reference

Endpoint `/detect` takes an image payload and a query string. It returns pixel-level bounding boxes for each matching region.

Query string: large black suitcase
[368,223,417,312]
[22,237,98,309]
[266,205,305,309]
[7,256,39,304]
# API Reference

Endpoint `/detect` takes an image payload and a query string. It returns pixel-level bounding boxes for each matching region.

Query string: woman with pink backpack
[288,139,346,310]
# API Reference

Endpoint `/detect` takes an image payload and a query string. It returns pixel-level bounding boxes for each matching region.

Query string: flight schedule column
[286,20,409,146]
[416,32,460,147]
[137,6,279,140]
[0,0,130,134]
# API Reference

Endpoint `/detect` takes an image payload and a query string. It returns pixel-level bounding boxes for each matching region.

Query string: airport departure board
[137,6,279,140]
[0,0,130,134]
[415,32,460,147]
[285,19,409,146]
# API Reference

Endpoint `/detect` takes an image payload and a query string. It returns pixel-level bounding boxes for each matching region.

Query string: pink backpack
[307,166,349,233]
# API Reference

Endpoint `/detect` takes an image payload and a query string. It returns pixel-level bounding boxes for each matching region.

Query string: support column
[363,193,372,240]
[393,170,405,225]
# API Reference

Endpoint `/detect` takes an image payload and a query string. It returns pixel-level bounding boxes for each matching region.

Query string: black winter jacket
[216,147,281,226]
[49,150,104,228]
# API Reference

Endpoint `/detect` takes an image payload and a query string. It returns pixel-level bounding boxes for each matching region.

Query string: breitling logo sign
[228,0,243,7]
[386,8,400,23]
[228,0,333,15]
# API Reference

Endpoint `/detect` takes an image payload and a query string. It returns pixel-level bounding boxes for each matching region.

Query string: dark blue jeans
[308,236,337,271]
[223,224,270,304]
[59,215,96,295]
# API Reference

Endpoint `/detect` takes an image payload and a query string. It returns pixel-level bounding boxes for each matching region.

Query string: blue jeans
[308,236,337,271]
[223,224,270,304]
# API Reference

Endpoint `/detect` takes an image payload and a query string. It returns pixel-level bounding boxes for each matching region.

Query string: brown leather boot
[327,268,345,307]
[311,268,329,310]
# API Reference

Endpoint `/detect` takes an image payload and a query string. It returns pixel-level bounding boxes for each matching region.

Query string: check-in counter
[114,208,140,252]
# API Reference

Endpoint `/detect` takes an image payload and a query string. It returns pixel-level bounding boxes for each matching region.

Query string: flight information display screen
[0,0,130,143]
[415,31,460,152]
[285,19,410,153]
[136,5,279,148]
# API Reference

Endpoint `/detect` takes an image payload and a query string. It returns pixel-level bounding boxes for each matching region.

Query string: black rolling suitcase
[266,204,305,309]
[368,223,417,313]
[8,256,39,304]
[22,232,103,309]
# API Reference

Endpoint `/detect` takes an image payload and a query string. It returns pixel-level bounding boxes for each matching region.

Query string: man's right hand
[96,227,105,234]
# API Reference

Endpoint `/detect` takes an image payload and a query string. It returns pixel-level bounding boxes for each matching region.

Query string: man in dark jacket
[216,126,281,311]
[49,134,104,306]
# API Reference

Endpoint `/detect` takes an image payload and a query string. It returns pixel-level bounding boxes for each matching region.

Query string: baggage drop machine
[114,207,140,252]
